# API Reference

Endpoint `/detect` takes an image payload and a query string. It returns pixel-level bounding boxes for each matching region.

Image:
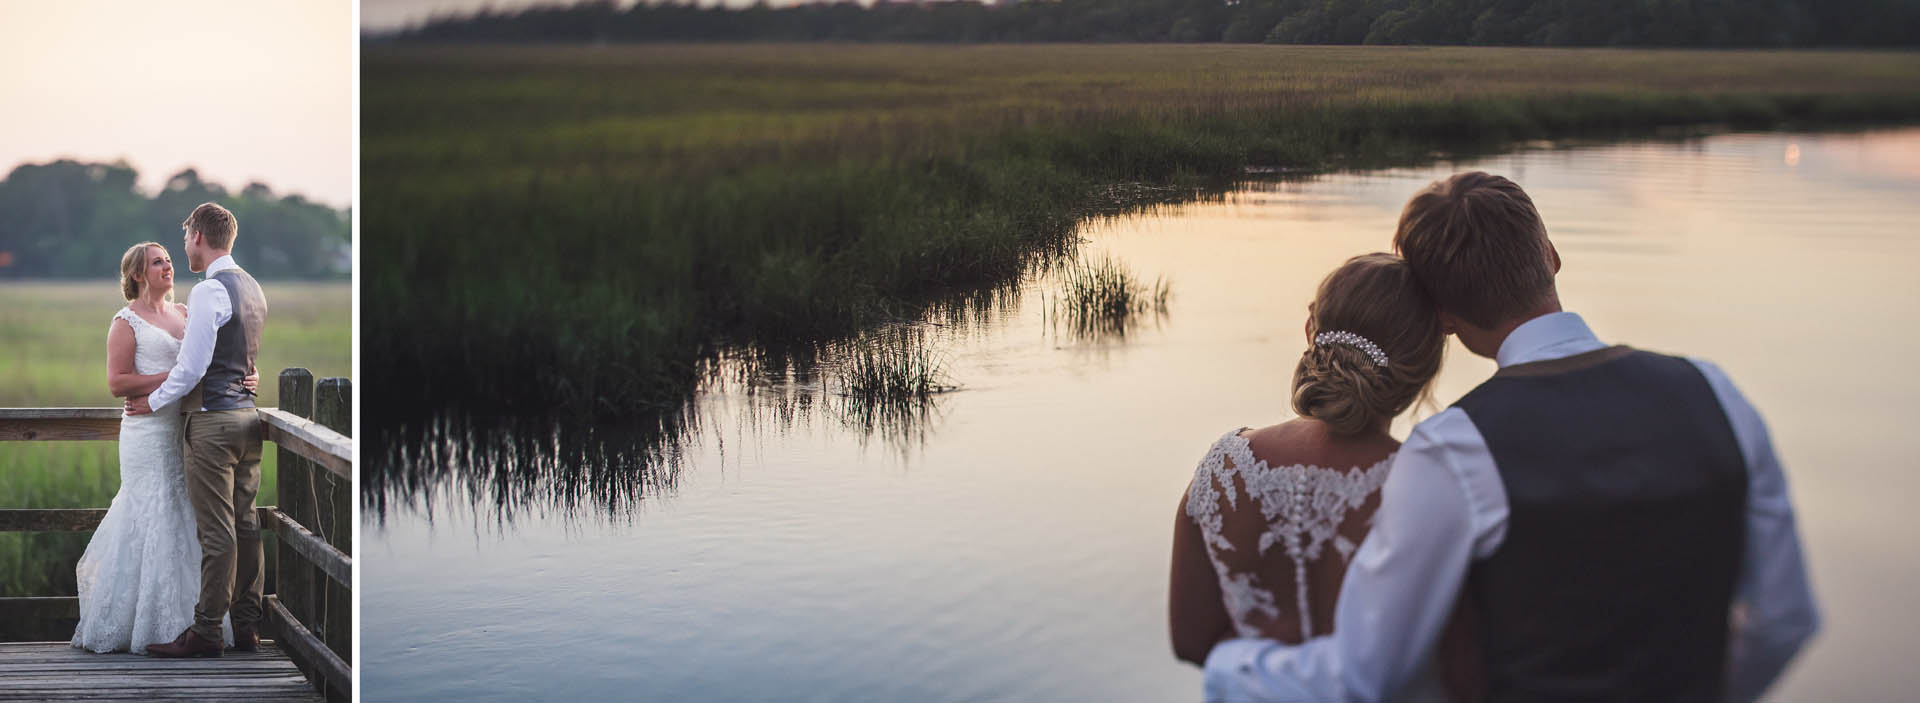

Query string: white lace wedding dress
[70,307,221,654]
[1185,427,1393,642]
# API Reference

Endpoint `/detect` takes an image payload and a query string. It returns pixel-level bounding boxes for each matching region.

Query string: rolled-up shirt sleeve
[1692,360,1820,702]
[1203,410,1502,702]
[147,279,230,411]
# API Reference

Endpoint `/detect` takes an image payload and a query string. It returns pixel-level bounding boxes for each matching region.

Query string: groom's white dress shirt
[148,255,240,412]
[1203,312,1820,703]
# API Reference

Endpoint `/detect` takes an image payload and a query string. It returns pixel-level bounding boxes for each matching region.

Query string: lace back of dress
[1185,428,1393,641]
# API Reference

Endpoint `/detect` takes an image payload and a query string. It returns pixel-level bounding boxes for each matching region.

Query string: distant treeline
[386,0,1920,47]
[0,161,349,280]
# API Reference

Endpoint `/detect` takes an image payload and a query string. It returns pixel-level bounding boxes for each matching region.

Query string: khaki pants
[183,409,265,640]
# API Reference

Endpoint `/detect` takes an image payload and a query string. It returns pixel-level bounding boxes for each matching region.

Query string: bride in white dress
[1167,254,1479,701]
[71,242,247,654]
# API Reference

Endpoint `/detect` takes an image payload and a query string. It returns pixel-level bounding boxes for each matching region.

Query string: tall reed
[1050,254,1173,340]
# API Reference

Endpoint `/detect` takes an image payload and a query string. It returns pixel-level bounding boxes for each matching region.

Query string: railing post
[274,369,317,670]
[315,377,352,701]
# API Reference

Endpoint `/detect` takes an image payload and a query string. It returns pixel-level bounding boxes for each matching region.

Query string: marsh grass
[836,329,954,404]
[363,44,1920,440]
[1056,254,1172,320]
[0,281,348,595]
[1047,254,1173,341]
[719,329,957,447]
[0,282,351,408]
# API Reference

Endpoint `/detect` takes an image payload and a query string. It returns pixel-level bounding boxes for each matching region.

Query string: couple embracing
[1169,173,1820,702]
[71,202,271,658]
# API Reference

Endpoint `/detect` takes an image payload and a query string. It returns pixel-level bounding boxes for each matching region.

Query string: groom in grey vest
[1203,173,1819,702]
[131,202,270,659]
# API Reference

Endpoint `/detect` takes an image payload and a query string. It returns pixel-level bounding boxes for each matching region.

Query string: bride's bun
[1293,343,1389,436]
[1290,254,1445,436]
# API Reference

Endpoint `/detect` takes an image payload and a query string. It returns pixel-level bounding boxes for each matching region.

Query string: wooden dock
[0,641,324,701]
[1,369,355,703]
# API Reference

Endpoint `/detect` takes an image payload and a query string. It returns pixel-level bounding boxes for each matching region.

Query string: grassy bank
[363,44,1920,428]
[0,281,350,596]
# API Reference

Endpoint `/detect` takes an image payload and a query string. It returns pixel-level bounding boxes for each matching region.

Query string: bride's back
[1187,420,1399,643]
[1169,253,1446,656]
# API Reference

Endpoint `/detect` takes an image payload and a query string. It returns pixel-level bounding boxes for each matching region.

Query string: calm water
[364,128,1920,702]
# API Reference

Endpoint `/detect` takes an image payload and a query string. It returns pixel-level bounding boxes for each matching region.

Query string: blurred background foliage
[0,160,350,280]
[379,0,1920,48]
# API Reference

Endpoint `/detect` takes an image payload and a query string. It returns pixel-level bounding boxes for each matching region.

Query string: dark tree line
[0,160,350,280]
[383,0,1920,47]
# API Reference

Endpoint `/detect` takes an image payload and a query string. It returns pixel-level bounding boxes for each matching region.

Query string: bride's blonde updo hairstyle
[119,242,168,302]
[1291,253,1445,435]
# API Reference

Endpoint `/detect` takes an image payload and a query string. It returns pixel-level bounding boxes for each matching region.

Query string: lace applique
[1185,427,1393,641]
[113,307,181,376]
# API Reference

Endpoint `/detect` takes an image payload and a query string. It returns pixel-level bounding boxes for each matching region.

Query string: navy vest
[200,268,267,411]
[1452,346,1746,703]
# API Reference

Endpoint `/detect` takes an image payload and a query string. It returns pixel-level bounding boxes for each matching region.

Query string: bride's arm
[107,318,168,398]
[1169,484,1233,666]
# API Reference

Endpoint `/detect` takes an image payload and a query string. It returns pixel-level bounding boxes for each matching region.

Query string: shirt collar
[204,254,237,276]
[1494,311,1607,368]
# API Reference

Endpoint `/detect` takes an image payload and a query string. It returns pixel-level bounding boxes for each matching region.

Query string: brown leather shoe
[229,627,261,652]
[146,628,223,658]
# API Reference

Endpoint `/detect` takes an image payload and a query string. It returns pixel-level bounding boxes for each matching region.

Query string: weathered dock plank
[0,642,324,702]
[0,409,120,442]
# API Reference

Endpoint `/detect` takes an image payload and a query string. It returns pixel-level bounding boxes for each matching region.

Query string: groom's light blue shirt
[1203,312,1820,703]
[147,255,239,412]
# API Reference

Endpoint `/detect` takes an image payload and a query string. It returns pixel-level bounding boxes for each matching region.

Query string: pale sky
[0,1,353,208]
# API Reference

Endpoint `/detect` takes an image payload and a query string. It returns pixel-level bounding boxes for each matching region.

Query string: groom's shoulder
[1673,355,1758,416]
[1620,347,1743,396]
[1402,406,1481,454]
[1680,354,1729,380]
[180,278,233,309]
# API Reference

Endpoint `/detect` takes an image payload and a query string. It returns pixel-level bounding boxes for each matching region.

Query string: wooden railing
[0,369,353,703]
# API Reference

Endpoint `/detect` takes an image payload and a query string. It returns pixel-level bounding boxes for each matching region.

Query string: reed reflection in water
[366,254,1185,525]
[365,412,691,529]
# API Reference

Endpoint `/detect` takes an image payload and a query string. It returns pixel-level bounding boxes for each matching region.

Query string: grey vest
[1452,346,1747,702]
[200,268,268,411]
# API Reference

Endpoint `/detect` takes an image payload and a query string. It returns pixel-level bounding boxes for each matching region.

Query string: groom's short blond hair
[184,202,238,251]
[1393,172,1555,329]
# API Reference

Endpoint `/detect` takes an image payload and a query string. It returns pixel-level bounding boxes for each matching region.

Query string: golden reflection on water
[1074,128,1920,701]
[364,129,1920,703]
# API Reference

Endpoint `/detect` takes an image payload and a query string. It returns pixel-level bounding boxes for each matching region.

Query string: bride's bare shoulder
[1239,418,1319,450]
[1241,419,1398,469]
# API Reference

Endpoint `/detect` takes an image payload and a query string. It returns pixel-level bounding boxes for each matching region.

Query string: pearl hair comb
[1314,330,1390,367]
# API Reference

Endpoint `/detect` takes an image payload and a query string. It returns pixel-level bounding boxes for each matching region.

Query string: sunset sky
[0,1,353,208]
